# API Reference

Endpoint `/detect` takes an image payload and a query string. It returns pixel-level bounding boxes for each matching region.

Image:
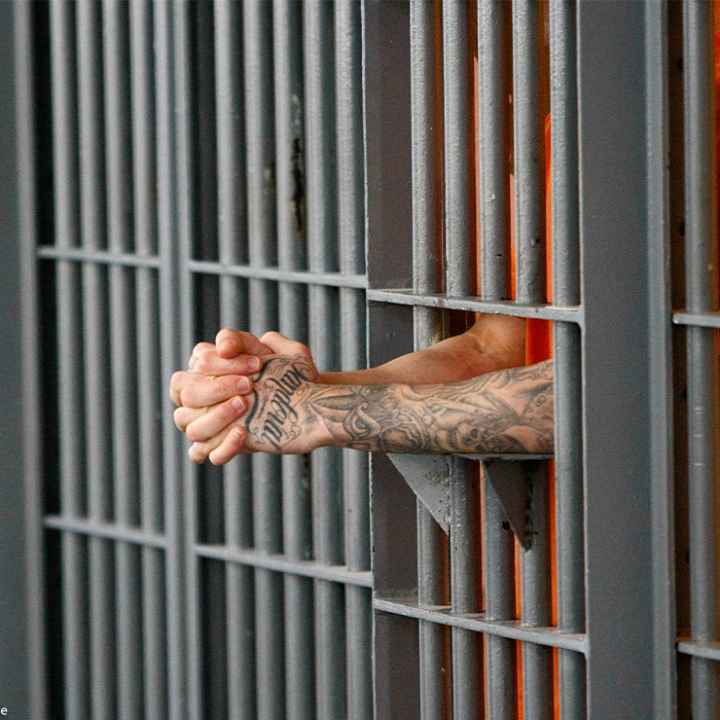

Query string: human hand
[186,328,319,381]
[173,354,327,463]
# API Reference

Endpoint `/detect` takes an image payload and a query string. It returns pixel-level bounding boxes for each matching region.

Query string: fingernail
[249,356,261,371]
[232,396,245,412]
[237,378,250,393]
[219,340,233,354]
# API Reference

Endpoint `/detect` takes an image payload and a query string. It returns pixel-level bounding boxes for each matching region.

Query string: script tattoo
[245,356,316,450]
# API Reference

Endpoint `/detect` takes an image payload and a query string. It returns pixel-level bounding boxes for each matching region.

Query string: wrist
[303,383,337,451]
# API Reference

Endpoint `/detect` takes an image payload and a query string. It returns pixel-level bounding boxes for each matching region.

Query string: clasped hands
[169,328,323,464]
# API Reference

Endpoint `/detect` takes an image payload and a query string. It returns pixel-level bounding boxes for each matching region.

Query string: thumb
[259,331,312,358]
[215,328,273,359]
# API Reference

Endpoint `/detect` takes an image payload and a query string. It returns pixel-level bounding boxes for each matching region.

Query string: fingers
[173,405,206,432]
[184,395,248,443]
[170,371,252,408]
[259,330,312,358]
[189,350,261,376]
[214,328,274,359]
[208,425,248,466]
[188,421,248,465]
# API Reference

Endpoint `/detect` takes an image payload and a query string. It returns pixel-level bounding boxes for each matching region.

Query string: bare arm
[319,315,525,385]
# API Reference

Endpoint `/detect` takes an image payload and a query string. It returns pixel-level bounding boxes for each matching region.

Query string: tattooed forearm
[307,359,554,454]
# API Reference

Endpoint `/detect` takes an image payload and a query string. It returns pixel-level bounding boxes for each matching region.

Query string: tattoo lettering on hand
[245,357,316,450]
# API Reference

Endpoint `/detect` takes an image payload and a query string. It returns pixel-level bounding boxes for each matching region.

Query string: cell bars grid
[365,1,585,718]
[27,1,371,719]
[16,0,720,719]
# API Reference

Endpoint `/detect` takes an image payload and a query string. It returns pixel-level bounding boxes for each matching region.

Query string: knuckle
[192,358,209,373]
[179,388,194,407]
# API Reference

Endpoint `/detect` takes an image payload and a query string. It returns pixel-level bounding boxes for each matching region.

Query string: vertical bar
[578,1,656,715]
[304,3,346,718]
[512,1,552,717]
[477,2,516,716]
[49,3,91,717]
[512,0,545,303]
[243,3,285,719]
[410,2,448,718]
[683,3,719,717]
[4,1,35,716]
[103,2,143,718]
[15,3,49,716]
[548,2,586,718]
[335,2,372,718]
[478,0,510,298]
[645,1,676,717]
[214,2,257,717]
[442,3,482,717]
[273,2,315,718]
[173,2,204,718]
[155,2,187,717]
[130,2,167,718]
[76,2,117,718]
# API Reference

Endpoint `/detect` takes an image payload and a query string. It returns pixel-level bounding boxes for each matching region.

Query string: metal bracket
[387,454,451,533]
[387,453,550,549]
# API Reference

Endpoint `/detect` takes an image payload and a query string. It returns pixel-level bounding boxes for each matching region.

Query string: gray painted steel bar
[130,2,167,718]
[155,3,188,717]
[304,3,346,718]
[368,289,582,323]
[163,3,196,717]
[410,2,449,717]
[373,598,587,654]
[549,2,586,718]
[645,3,675,718]
[674,310,720,329]
[272,1,315,718]
[214,2,256,716]
[188,259,366,288]
[196,545,373,587]
[678,639,720,662]
[336,3,372,718]
[578,2,658,715]
[244,4,285,719]
[49,3,91,717]
[103,3,143,718]
[683,3,719,717]
[477,0,510,299]
[38,245,161,267]
[477,2,516,717]
[45,516,167,547]
[512,1,552,717]
[16,5,48,716]
[512,0,545,303]
[443,3,481,716]
[76,3,117,716]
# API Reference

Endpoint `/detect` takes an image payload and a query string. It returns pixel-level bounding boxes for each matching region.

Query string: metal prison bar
[4,1,720,720]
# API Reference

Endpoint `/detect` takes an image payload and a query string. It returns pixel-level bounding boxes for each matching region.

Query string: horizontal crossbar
[38,245,161,268]
[673,311,720,329]
[189,259,367,289]
[44,515,167,548]
[195,543,374,588]
[374,597,587,653]
[368,288,583,324]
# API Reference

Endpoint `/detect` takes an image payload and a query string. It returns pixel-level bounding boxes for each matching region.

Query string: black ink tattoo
[245,356,316,450]
[306,359,554,454]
